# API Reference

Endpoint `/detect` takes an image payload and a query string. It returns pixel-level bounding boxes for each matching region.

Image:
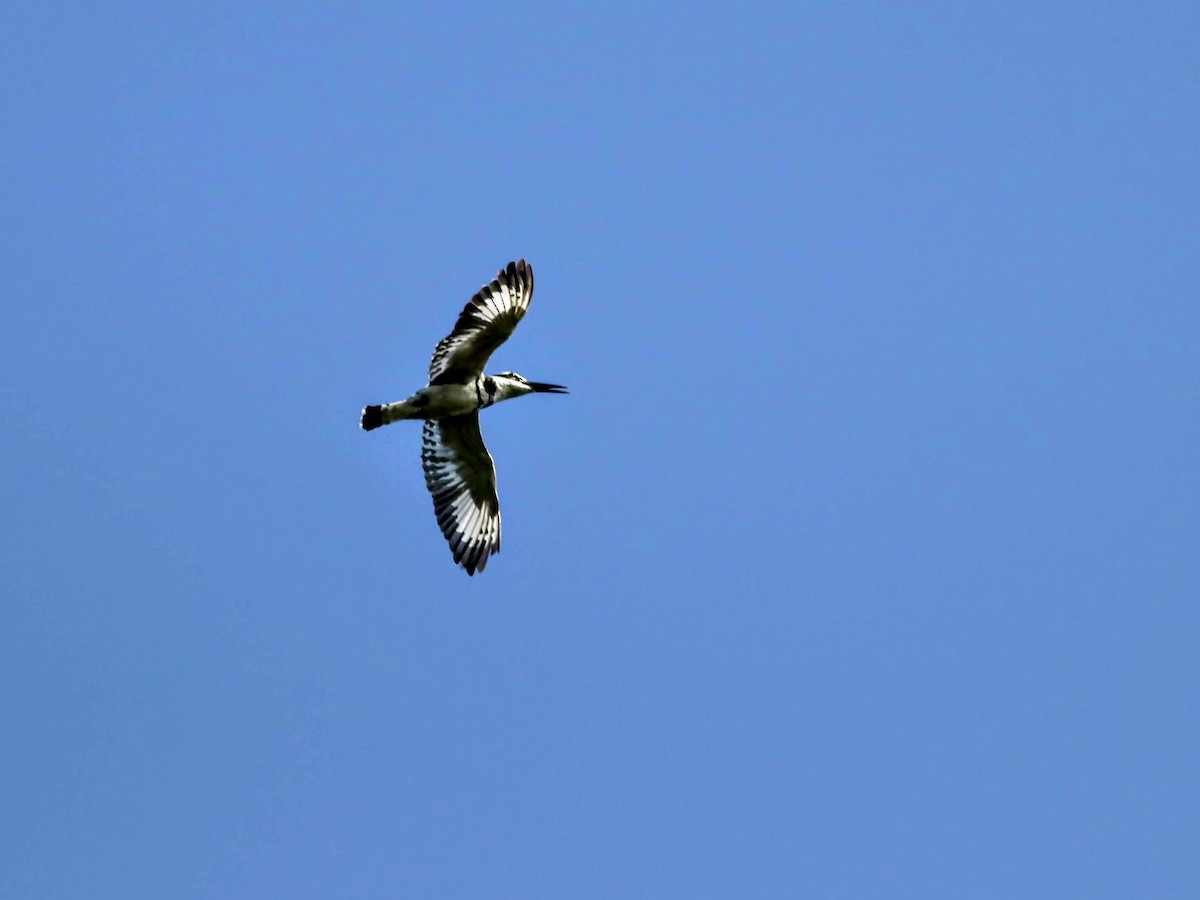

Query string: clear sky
[3,3,1197,897]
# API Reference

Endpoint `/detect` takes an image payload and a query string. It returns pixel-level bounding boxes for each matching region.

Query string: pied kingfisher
[360,259,566,575]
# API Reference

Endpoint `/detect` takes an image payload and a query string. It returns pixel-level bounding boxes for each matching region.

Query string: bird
[360,259,566,575]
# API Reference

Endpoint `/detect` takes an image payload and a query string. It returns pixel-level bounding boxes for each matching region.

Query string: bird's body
[360,260,565,575]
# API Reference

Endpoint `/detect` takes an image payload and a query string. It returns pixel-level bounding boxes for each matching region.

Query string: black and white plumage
[361,260,566,575]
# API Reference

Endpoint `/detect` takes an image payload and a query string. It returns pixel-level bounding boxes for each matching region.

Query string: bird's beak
[528,382,569,394]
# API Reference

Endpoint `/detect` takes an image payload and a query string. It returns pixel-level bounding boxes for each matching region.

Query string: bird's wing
[421,413,501,575]
[428,260,534,384]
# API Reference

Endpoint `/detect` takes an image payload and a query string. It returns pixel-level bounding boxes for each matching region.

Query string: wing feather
[420,414,501,575]
[428,260,534,384]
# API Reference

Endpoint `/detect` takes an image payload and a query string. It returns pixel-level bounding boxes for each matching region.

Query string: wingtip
[506,258,532,287]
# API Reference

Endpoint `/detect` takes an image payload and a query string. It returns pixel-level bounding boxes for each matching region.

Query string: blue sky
[3,3,1197,897]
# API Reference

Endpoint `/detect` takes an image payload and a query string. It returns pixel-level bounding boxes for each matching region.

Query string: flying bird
[360,260,566,575]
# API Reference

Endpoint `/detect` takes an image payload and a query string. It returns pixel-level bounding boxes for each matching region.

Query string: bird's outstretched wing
[428,260,534,385]
[421,413,501,575]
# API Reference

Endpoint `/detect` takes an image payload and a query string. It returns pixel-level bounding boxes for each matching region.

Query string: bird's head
[493,372,569,399]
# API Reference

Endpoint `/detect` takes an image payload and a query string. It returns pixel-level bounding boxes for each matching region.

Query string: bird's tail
[361,405,385,430]
[360,401,418,430]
